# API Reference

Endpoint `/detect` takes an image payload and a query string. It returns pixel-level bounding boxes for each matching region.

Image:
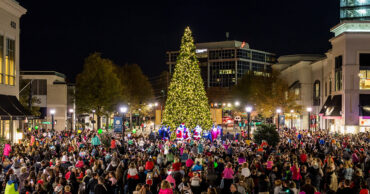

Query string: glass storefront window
[359,69,370,89]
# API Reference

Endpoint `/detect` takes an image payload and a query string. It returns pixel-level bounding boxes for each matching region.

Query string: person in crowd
[0,127,368,194]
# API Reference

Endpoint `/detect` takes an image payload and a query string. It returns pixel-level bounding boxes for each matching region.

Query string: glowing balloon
[132,129,136,134]
[78,130,82,134]
[98,129,103,134]
[28,128,31,131]
[35,126,39,130]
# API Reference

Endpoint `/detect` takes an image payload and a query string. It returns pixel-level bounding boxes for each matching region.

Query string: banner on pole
[113,116,123,133]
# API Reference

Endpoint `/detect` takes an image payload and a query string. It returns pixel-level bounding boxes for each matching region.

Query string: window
[210,61,236,87]
[325,82,327,96]
[295,88,300,98]
[335,56,343,91]
[329,79,332,95]
[170,53,179,62]
[31,79,47,95]
[209,49,235,59]
[313,80,320,106]
[360,53,370,90]
[290,81,301,100]
[5,39,15,86]
[252,52,265,62]
[0,36,3,84]
[237,49,251,59]
[252,63,264,72]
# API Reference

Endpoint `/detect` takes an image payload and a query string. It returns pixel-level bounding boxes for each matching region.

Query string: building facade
[0,0,27,142]
[20,71,70,131]
[166,40,276,88]
[274,20,370,134]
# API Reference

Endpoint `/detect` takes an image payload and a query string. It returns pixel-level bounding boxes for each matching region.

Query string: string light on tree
[162,27,213,131]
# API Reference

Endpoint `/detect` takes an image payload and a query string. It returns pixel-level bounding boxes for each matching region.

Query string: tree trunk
[105,115,109,130]
[97,115,101,130]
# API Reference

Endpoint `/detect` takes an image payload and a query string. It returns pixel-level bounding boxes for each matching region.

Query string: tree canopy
[232,72,301,118]
[117,63,154,117]
[75,53,123,128]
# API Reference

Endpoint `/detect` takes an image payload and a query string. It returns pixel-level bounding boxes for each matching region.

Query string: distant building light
[196,49,208,54]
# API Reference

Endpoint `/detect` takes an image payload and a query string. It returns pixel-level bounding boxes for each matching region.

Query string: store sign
[360,118,370,126]
[196,49,207,54]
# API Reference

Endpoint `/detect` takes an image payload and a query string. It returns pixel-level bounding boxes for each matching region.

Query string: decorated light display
[162,27,212,131]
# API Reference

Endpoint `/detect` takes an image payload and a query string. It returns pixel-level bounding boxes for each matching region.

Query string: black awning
[320,95,332,114]
[360,94,370,116]
[7,96,33,118]
[0,95,29,120]
[324,95,342,117]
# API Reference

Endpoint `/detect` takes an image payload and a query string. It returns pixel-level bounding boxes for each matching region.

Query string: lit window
[5,39,15,86]
[0,36,3,84]
[359,70,370,89]
[219,69,233,75]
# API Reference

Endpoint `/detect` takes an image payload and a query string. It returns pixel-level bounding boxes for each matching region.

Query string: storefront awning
[323,95,342,119]
[360,94,370,117]
[0,94,33,120]
[319,95,332,115]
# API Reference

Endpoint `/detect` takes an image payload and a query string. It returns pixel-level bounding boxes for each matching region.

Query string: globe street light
[276,108,282,130]
[69,109,74,130]
[234,101,240,107]
[245,106,252,139]
[50,109,56,130]
[307,107,312,132]
[290,110,294,129]
[120,106,128,134]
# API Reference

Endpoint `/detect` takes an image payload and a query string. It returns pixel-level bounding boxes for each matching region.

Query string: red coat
[145,161,154,171]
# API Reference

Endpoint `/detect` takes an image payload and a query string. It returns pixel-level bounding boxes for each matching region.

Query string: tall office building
[166,40,276,88]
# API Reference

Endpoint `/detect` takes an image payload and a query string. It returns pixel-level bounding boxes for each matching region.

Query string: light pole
[307,107,312,132]
[290,110,294,129]
[50,109,56,130]
[92,109,96,130]
[276,108,282,130]
[69,109,74,130]
[246,106,252,140]
[120,106,127,134]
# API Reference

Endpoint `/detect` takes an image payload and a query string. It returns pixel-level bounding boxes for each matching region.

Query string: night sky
[17,0,340,83]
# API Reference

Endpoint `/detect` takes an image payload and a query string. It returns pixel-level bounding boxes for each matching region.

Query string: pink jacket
[3,144,11,156]
[159,188,173,194]
[222,167,234,179]
[290,166,302,181]
[186,159,194,168]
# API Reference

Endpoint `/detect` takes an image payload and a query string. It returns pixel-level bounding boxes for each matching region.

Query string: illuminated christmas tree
[163,27,213,131]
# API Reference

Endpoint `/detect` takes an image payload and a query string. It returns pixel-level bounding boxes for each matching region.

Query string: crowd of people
[0,127,369,194]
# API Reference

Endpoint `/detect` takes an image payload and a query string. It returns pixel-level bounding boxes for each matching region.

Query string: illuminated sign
[241,41,246,48]
[196,49,207,54]
[360,118,370,126]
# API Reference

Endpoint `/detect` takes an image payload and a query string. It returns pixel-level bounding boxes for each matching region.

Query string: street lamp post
[120,106,127,134]
[276,109,282,130]
[92,110,96,130]
[50,109,56,130]
[69,109,74,130]
[307,107,312,132]
[246,106,252,140]
[290,110,294,129]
